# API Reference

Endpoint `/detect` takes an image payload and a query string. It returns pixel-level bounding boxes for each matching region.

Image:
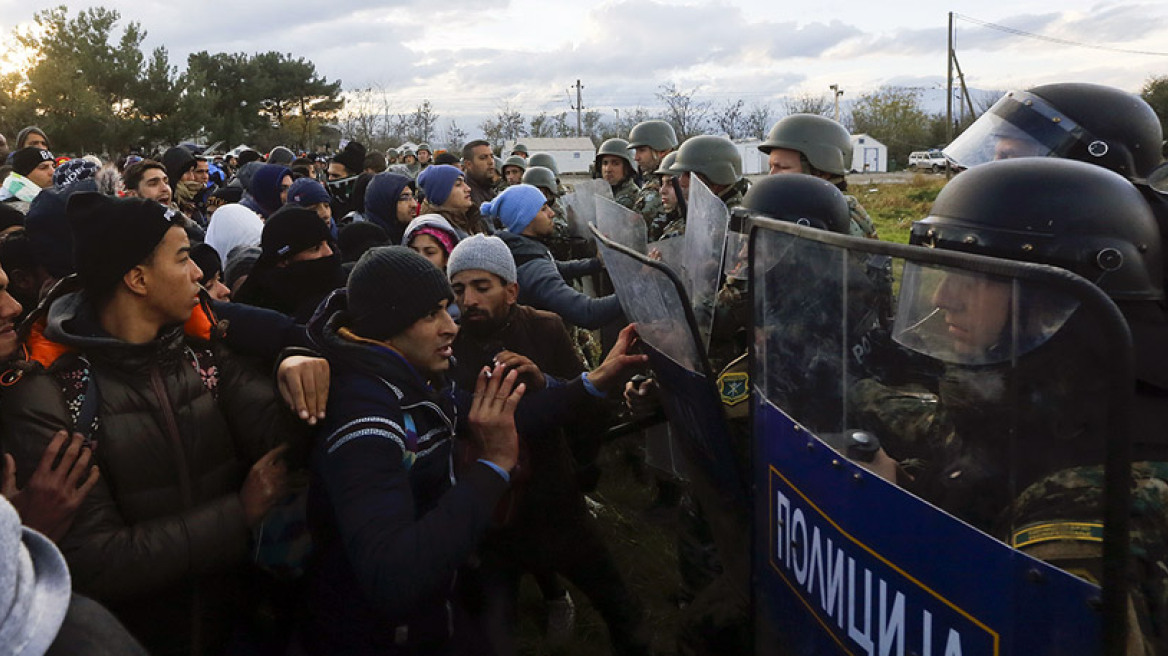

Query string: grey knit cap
[0,495,71,655]
[446,234,517,285]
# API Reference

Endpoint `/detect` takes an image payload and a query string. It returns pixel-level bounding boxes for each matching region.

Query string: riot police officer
[870,158,1167,653]
[758,114,878,239]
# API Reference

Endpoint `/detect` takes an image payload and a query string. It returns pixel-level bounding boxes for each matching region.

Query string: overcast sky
[2,0,1167,129]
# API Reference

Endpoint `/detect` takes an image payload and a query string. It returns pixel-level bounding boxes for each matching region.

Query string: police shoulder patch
[717,371,749,407]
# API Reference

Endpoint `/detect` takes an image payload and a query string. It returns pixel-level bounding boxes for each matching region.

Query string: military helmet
[416,143,432,154]
[522,166,559,196]
[913,158,1163,301]
[652,152,679,178]
[627,120,679,151]
[511,143,529,156]
[758,114,852,176]
[944,83,1164,183]
[502,155,527,173]
[400,148,417,159]
[736,174,851,234]
[663,135,743,186]
[493,156,504,174]
[595,138,635,171]
[528,153,559,176]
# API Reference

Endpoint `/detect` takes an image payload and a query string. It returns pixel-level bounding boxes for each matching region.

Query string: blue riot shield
[750,219,1134,655]
[592,225,751,579]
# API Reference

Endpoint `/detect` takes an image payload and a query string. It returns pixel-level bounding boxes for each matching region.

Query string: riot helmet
[944,84,1164,183]
[528,153,559,176]
[662,135,743,186]
[735,174,851,234]
[911,157,1162,303]
[758,114,852,176]
[627,120,679,151]
[522,166,559,197]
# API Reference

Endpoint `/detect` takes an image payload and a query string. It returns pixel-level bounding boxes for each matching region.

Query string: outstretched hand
[4,430,101,541]
[468,363,526,472]
[586,324,650,395]
[277,355,330,425]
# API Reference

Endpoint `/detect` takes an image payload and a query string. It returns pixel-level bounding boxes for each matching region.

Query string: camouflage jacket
[634,177,666,229]
[846,195,878,239]
[610,178,641,211]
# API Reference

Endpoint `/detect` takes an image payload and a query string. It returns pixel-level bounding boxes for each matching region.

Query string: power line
[954,13,1168,57]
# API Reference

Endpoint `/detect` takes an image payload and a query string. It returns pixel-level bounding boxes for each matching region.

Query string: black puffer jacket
[0,281,307,656]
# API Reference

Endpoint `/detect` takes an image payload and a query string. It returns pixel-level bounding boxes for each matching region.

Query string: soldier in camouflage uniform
[758,113,878,239]
[500,155,526,188]
[853,158,1168,652]
[627,120,678,230]
[594,138,640,211]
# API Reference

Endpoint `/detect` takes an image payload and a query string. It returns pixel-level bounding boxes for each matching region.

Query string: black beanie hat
[12,147,54,177]
[333,141,367,177]
[67,192,182,296]
[260,206,332,263]
[190,242,222,285]
[161,146,196,189]
[348,246,453,340]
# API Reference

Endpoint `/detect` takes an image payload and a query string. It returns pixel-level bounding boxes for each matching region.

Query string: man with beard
[462,139,498,209]
[446,234,649,656]
[233,206,344,322]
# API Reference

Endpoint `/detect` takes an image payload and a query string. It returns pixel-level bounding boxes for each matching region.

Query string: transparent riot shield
[647,235,685,271]
[561,178,613,240]
[593,225,750,582]
[680,175,730,350]
[594,196,648,254]
[750,219,1134,655]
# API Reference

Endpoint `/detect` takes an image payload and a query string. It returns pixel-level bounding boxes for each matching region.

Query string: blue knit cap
[287,177,330,206]
[417,164,463,206]
[480,184,546,234]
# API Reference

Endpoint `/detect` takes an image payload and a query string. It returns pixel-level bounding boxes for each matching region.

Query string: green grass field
[851,174,947,244]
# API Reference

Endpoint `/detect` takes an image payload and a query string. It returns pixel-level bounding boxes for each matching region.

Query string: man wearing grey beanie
[446,234,650,656]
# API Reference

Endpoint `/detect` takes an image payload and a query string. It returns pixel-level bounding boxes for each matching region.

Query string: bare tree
[714,99,746,140]
[409,100,439,143]
[581,109,607,145]
[656,83,710,141]
[611,106,650,140]
[443,119,468,152]
[743,102,775,140]
[529,112,555,138]
[783,92,833,117]
[339,86,382,147]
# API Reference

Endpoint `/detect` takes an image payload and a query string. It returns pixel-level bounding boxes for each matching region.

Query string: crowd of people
[0,79,1166,656]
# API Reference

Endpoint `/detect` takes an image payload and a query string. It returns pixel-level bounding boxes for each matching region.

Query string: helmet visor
[892,262,1079,366]
[943,91,1095,169]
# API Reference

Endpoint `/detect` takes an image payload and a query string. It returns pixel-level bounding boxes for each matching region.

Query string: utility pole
[946,12,954,144]
[829,84,844,123]
[568,79,585,138]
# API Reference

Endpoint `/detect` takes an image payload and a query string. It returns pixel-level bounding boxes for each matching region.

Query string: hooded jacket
[0,280,307,655]
[363,172,413,244]
[241,164,292,218]
[496,230,623,330]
